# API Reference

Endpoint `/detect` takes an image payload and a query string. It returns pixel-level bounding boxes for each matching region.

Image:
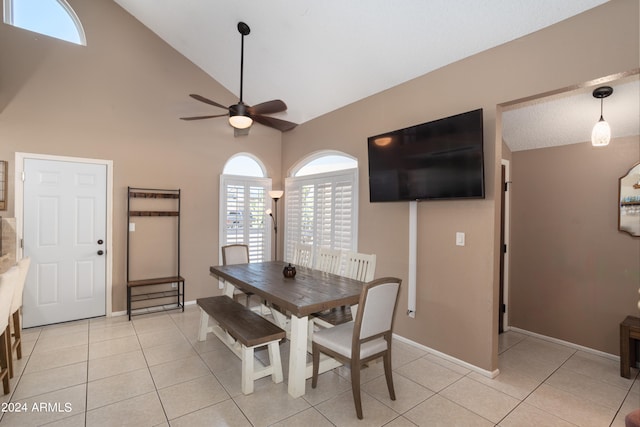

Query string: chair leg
[0,329,9,395]
[383,352,396,401]
[5,325,12,379]
[350,359,363,419]
[311,343,320,388]
[12,310,22,360]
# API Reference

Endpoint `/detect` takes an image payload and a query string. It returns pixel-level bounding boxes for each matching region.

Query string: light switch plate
[129,223,135,232]
[456,232,465,246]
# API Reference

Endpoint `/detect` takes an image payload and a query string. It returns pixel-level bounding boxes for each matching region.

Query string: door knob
[97,250,104,256]
[97,239,104,245]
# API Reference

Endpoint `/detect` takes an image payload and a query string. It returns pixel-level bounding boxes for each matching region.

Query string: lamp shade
[591,118,611,147]
[269,190,284,200]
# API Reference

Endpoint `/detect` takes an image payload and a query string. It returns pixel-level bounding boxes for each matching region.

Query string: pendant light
[591,86,613,147]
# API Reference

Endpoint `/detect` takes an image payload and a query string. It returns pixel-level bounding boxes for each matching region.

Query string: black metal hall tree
[126,186,184,319]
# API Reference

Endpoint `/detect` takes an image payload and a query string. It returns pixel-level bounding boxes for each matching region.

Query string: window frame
[219,153,272,264]
[284,159,358,265]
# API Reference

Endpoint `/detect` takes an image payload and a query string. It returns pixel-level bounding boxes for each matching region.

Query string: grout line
[494,335,579,426]
[609,370,639,427]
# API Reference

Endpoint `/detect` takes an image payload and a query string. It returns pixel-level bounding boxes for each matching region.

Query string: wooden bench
[197,296,285,394]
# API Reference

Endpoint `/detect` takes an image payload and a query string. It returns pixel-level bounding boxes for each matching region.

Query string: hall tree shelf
[126,187,184,320]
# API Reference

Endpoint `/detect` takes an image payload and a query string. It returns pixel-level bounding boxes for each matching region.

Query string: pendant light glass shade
[591,117,611,147]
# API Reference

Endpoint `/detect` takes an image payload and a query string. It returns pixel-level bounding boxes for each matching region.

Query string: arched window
[294,154,358,177]
[220,154,271,262]
[3,0,86,45]
[284,151,358,263]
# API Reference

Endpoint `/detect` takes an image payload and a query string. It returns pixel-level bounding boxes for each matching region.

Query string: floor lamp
[267,190,283,261]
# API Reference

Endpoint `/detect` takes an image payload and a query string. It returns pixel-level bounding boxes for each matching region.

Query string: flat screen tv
[367,108,485,202]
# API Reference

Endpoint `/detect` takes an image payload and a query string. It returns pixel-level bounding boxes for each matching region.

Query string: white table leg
[288,315,308,398]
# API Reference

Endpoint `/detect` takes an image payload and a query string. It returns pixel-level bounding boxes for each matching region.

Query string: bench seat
[197,296,285,394]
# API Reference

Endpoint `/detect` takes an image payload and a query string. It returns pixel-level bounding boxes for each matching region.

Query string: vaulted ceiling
[114,0,638,150]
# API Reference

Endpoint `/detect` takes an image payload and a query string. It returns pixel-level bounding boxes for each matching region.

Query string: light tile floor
[0,305,638,426]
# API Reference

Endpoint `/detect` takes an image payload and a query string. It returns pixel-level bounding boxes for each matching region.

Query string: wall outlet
[456,232,465,246]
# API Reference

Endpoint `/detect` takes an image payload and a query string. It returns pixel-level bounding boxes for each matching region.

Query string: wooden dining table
[209,260,365,398]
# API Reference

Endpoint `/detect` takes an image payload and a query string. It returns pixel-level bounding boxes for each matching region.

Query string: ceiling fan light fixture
[591,86,613,147]
[229,103,253,129]
[229,114,253,129]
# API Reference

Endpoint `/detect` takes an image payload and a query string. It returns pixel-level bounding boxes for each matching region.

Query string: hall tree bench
[197,296,286,394]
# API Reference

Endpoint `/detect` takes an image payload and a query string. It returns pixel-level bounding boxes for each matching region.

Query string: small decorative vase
[283,263,296,278]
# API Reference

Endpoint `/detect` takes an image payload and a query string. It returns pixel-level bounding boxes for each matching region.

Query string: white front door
[22,158,107,327]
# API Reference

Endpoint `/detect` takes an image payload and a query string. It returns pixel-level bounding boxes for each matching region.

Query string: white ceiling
[113,0,639,150]
[503,77,640,151]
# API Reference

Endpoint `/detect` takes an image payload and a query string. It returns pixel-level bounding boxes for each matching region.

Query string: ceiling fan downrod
[237,22,250,104]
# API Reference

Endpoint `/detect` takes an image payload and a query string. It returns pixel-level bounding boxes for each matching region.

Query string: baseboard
[508,326,619,362]
[393,333,500,379]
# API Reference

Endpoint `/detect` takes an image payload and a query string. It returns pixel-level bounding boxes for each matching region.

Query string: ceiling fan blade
[180,114,228,121]
[248,100,287,115]
[189,94,229,110]
[251,114,298,132]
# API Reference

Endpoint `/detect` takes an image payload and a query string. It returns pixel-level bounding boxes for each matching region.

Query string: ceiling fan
[180,22,297,134]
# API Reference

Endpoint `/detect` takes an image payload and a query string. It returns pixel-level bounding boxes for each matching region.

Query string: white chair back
[0,266,19,331]
[11,257,31,313]
[292,243,313,268]
[357,279,401,340]
[344,252,376,282]
[222,244,249,265]
[315,247,342,274]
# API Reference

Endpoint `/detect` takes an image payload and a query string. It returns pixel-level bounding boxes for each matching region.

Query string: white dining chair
[0,266,19,394]
[344,251,376,282]
[314,247,342,274]
[312,277,402,419]
[221,244,254,306]
[313,251,377,328]
[291,242,313,268]
[9,257,30,366]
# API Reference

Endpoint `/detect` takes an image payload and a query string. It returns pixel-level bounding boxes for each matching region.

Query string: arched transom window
[3,0,86,45]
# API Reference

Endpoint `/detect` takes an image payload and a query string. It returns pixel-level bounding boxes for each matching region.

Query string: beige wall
[0,0,282,311]
[1,0,638,373]
[510,137,640,355]
[282,0,639,371]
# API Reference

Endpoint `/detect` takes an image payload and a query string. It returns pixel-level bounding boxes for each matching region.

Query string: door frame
[500,158,511,332]
[14,152,114,317]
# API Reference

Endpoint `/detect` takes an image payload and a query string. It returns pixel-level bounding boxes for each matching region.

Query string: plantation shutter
[220,175,271,262]
[284,168,357,264]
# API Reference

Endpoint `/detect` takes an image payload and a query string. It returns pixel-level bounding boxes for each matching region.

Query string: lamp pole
[267,190,283,261]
